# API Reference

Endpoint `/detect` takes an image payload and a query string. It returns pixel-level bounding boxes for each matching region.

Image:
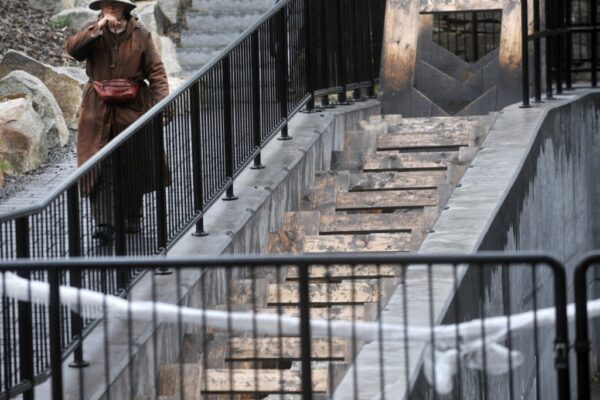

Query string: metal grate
[432,10,502,63]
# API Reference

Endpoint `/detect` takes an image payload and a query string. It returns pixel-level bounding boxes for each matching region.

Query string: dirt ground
[0,0,80,67]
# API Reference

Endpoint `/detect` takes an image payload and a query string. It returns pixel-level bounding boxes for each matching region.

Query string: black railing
[0,0,385,261]
[432,10,502,63]
[521,0,600,106]
[0,253,571,399]
[574,251,600,400]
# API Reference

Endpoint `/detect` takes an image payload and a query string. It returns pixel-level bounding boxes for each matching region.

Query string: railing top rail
[574,251,600,271]
[0,0,293,222]
[0,252,564,271]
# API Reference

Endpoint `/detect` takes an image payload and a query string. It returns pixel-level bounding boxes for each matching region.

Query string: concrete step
[157,364,202,398]
[225,337,348,361]
[267,281,383,305]
[319,211,424,234]
[376,130,471,152]
[300,188,336,215]
[336,189,438,211]
[202,368,329,394]
[283,211,321,235]
[286,264,398,280]
[303,233,414,253]
[362,151,456,172]
[258,304,370,320]
[348,170,446,191]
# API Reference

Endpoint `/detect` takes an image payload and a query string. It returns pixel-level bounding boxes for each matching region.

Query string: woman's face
[101,1,126,18]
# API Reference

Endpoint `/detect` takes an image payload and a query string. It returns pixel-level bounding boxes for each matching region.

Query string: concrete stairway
[152,114,493,399]
[177,0,273,77]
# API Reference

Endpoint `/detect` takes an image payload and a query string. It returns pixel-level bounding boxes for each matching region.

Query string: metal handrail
[0,0,292,221]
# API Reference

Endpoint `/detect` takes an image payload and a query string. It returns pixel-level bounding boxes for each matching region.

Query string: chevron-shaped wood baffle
[150,114,493,399]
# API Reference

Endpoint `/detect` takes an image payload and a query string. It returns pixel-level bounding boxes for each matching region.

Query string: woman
[65,0,170,244]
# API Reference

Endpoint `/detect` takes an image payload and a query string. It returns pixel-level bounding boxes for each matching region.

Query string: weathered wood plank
[286,265,397,279]
[226,337,347,361]
[320,212,424,234]
[303,233,414,253]
[202,369,328,393]
[268,282,381,305]
[362,152,454,172]
[283,211,321,235]
[259,305,366,320]
[348,171,445,191]
[377,131,470,150]
[336,189,438,211]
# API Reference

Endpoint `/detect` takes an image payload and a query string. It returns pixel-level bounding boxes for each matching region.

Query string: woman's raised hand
[97,14,121,30]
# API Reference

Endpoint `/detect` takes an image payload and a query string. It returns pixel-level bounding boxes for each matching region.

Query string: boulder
[159,36,183,78]
[51,8,98,31]
[0,50,85,130]
[0,98,47,174]
[0,71,70,148]
[136,1,170,34]
[156,0,181,26]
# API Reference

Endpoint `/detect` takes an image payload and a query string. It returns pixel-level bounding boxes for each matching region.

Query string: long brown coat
[65,17,169,195]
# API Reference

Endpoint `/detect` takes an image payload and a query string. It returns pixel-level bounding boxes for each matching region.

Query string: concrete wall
[416,93,600,399]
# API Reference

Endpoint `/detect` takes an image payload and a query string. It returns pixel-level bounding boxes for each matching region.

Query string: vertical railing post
[298,262,313,400]
[351,0,363,101]
[15,217,34,400]
[222,56,240,200]
[251,31,266,169]
[545,0,555,98]
[153,115,170,251]
[48,268,63,400]
[533,0,542,101]
[303,0,315,111]
[366,0,377,98]
[555,0,564,94]
[67,185,89,368]
[552,264,571,400]
[320,0,335,107]
[520,0,531,107]
[591,0,598,87]
[564,0,572,89]
[574,263,591,400]
[336,0,351,104]
[112,149,128,288]
[472,13,480,62]
[191,82,209,236]
[277,8,292,140]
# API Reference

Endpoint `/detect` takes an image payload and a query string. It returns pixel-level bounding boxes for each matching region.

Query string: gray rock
[0,50,84,130]
[0,71,70,148]
[51,8,98,31]
[29,0,75,13]
[0,98,47,174]
[136,1,170,34]
[156,0,181,26]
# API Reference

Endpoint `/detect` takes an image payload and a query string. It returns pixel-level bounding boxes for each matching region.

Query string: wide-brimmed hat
[89,0,137,11]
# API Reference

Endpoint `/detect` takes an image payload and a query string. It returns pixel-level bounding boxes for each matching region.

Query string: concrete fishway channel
[152,114,494,398]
